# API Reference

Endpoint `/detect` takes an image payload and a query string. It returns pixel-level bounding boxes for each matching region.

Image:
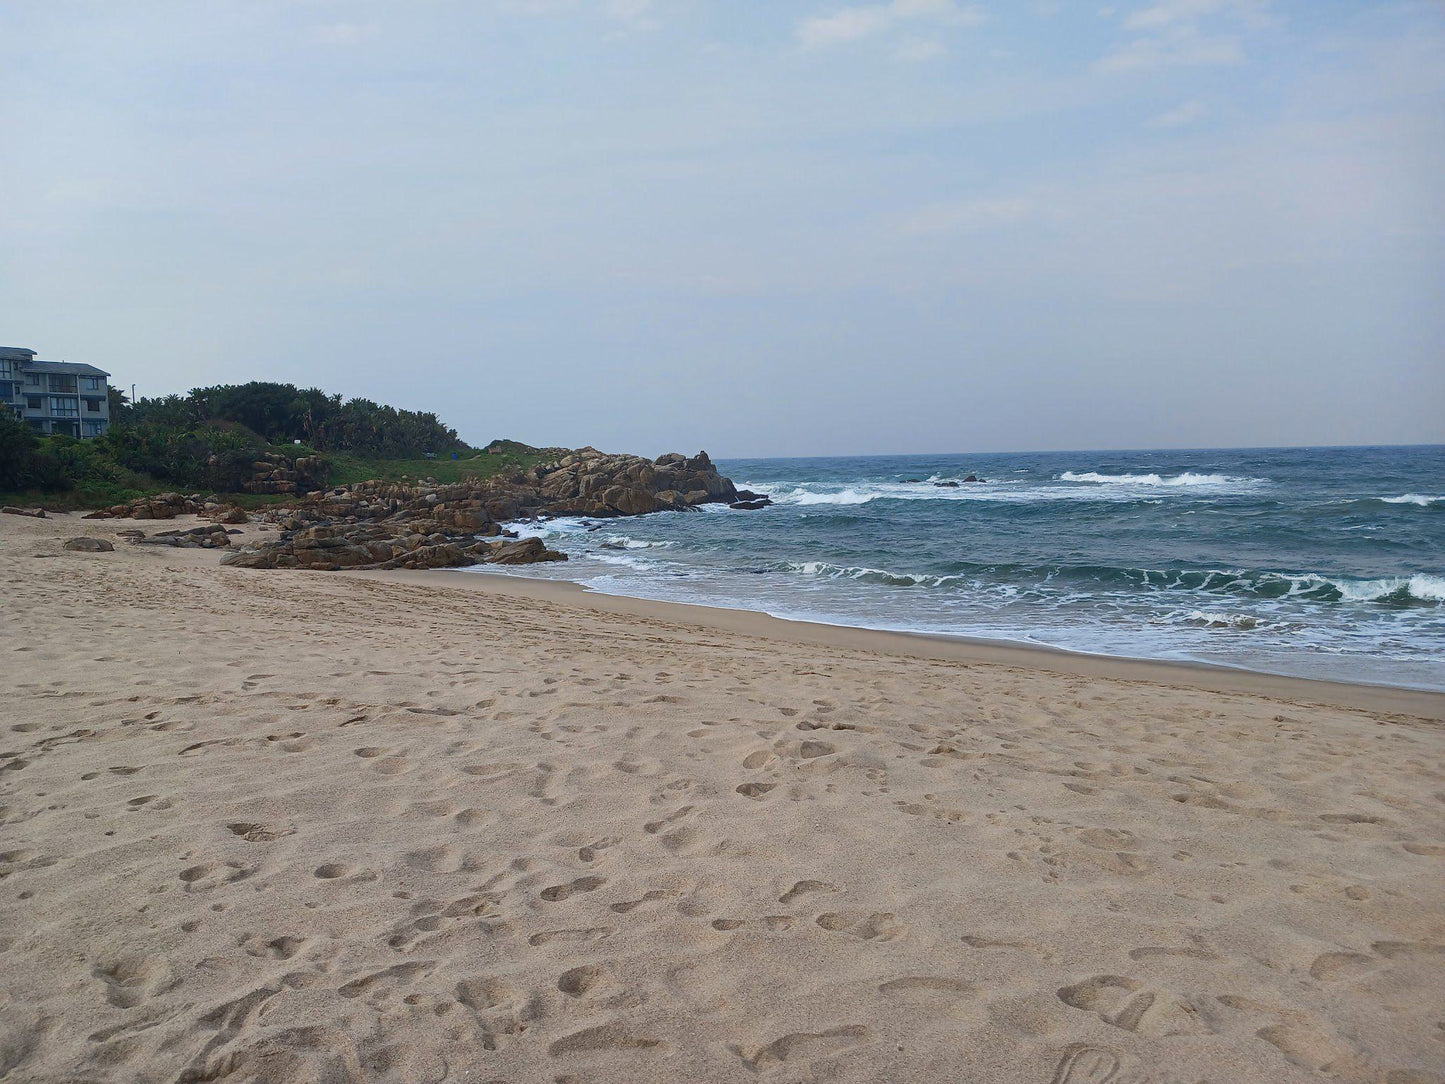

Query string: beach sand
[2,512,1443,1083]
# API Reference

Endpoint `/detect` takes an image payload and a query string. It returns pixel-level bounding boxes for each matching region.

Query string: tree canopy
[119,382,467,457]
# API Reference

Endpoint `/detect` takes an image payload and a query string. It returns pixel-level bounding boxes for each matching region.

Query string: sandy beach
[2,511,1443,1084]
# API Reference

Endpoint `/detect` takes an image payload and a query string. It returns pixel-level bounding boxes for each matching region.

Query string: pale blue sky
[2,1,1441,455]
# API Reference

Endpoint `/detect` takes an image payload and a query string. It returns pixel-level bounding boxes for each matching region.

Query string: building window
[0,361,13,380]
[86,398,101,412]
[83,419,106,436]
[25,373,41,386]
[81,376,105,391]
[49,396,79,417]
[48,375,78,393]
[25,395,42,410]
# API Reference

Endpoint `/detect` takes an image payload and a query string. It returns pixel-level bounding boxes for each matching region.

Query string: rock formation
[242,453,324,495]
[222,526,564,572]
[84,493,204,520]
[221,448,743,573]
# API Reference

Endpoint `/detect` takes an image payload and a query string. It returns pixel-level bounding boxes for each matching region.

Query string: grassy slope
[1,450,551,510]
[323,450,547,486]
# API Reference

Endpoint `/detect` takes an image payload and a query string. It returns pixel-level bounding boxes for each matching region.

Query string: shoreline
[373,566,1445,720]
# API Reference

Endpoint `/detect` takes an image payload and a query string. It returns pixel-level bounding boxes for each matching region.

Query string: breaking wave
[1379,494,1443,507]
[598,536,675,550]
[1057,470,1256,487]
[780,559,1445,605]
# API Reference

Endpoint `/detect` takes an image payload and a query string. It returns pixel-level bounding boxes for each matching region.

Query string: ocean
[472,446,1445,691]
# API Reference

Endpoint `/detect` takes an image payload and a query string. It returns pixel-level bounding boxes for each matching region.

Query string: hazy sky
[2,1,1442,457]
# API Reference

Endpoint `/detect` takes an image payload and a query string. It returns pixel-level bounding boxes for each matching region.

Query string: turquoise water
[475,446,1445,690]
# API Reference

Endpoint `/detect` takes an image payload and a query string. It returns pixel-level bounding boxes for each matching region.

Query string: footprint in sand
[738,1025,872,1071]
[1057,975,1209,1038]
[93,954,176,1008]
[548,1024,668,1056]
[577,837,620,863]
[610,889,678,914]
[779,879,837,904]
[557,964,610,997]
[815,911,902,941]
[226,822,292,843]
[527,926,613,947]
[540,876,607,902]
[736,782,777,799]
[178,861,256,892]
[338,961,435,1004]
[1050,1044,1145,1084]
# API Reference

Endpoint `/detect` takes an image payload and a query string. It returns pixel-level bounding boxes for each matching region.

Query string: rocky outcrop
[255,448,742,533]
[63,537,114,552]
[730,489,773,510]
[226,448,743,574]
[530,449,737,517]
[222,525,564,572]
[201,506,250,525]
[84,493,204,520]
[243,453,324,495]
[134,524,234,549]
[84,495,254,522]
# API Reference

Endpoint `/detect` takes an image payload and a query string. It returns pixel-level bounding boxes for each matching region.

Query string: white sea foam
[586,551,657,570]
[1336,574,1445,603]
[1380,494,1443,507]
[1171,610,1289,631]
[508,516,592,539]
[1058,470,1251,487]
[786,560,967,588]
[599,535,675,550]
[741,471,1263,507]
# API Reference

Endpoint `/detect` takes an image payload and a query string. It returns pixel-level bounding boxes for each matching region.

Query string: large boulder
[221,522,566,572]
[64,537,114,552]
[136,524,232,548]
[476,537,568,565]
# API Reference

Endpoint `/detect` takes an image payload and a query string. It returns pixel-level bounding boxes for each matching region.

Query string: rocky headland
[215,448,752,572]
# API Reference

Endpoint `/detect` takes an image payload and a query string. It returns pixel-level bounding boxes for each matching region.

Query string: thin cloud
[1097,0,1268,73]
[1124,0,1272,31]
[797,0,985,49]
[1147,99,1207,127]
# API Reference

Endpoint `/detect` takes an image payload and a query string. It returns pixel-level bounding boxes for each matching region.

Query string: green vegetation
[325,449,546,487]
[0,382,551,509]
[122,382,465,457]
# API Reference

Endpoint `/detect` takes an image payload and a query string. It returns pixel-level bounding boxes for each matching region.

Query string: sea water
[470,446,1445,690]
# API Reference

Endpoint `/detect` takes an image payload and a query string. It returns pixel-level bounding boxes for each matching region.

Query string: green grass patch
[324,451,547,486]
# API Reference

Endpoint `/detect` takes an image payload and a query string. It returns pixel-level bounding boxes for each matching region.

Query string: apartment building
[0,347,112,438]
